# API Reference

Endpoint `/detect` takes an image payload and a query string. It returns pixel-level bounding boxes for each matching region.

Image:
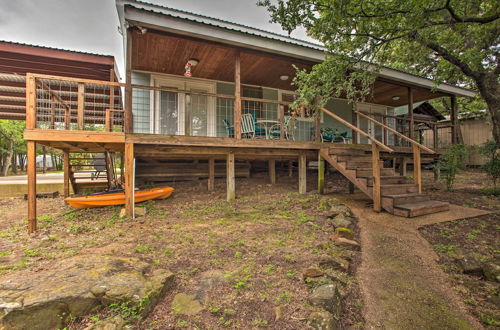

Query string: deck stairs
[320,147,449,217]
[68,152,117,194]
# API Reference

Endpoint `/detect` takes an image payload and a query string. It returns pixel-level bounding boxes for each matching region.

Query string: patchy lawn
[419,169,500,328]
[0,173,363,329]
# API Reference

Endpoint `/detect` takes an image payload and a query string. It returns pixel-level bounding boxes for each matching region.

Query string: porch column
[318,153,325,194]
[450,95,458,144]
[124,143,135,217]
[125,28,133,133]
[269,160,276,184]
[234,51,242,139]
[227,152,235,201]
[208,157,215,191]
[407,87,414,139]
[27,141,36,234]
[298,153,307,194]
[63,149,70,198]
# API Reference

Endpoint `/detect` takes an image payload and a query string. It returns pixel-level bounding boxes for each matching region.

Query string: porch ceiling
[131,30,447,107]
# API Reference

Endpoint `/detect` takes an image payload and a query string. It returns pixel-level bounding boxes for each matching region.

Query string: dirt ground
[0,171,363,329]
[0,167,498,329]
[419,169,500,328]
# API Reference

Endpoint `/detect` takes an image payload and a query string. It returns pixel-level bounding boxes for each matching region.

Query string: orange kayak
[65,186,174,209]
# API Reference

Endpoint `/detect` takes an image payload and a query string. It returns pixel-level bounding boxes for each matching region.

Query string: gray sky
[0,0,309,81]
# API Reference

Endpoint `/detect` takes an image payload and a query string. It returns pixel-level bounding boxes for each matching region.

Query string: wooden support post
[407,87,414,140]
[63,149,70,198]
[269,159,276,184]
[318,153,325,194]
[450,95,458,144]
[433,123,438,150]
[27,141,36,233]
[234,51,242,139]
[105,109,111,132]
[26,74,36,129]
[298,153,307,194]
[50,96,56,129]
[279,104,285,140]
[124,143,135,217]
[372,143,381,212]
[413,144,422,193]
[352,104,358,144]
[125,29,133,133]
[208,157,215,191]
[315,109,321,142]
[288,160,293,177]
[77,83,85,130]
[226,152,235,201]
[399,157,408,176]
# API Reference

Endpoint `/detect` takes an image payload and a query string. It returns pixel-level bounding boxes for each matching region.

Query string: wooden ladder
[319,108,449,217]
[68,152,117,194]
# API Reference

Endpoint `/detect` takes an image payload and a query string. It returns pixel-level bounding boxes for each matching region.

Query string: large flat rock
[0,255,174,330]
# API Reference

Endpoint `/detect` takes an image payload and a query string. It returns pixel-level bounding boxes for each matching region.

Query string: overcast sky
[0,0,310,81]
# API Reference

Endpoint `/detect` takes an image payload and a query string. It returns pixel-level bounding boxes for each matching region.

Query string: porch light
[392,96,400,101]
[280,75,289,81]
[184,58,200,77]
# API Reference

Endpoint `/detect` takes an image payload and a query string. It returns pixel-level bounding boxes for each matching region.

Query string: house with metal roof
[23,0,477,232]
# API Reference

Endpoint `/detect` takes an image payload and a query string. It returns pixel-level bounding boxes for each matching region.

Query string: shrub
[438,144,468,191]
[479,140,500,188]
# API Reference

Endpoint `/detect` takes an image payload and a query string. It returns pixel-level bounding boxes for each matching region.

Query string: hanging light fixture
[391,96,400,101]
[184,58,199,77]
[280,75,289,81]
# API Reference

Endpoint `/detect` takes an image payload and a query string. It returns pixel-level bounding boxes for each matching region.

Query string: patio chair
[268,116,296,140]
[248,113,266,137]
[241,113,256,138]
[222,119,234,138]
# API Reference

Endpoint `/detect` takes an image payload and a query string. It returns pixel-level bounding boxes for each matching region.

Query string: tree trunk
[11,151,17,174]
[1,139,13,176]
[51,151,58,170]
[476,73,500,145]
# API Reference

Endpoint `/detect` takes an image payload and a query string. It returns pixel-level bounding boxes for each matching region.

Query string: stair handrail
[320,108,393,153]
[354,110,436,154]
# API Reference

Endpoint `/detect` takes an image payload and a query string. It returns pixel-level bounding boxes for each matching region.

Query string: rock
[194,270,229,303]
[309,284,342,317]
[318,197,341,212]
[84,316,125,330]
[457,256,483,275]
[119,207,146,218]
[319,255,349,272]
[330,235,360,251]
[303,267,325,280]
[328,214,353,229]
[171,293,204,316]
[483,262,500,282]
[329,204,352,217]
[307,311,338,330]
[335,227,354,240]
[0,255,174,330]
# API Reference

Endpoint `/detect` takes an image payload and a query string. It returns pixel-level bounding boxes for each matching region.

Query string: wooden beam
[407,87,414,139]
[318,152,325,194]
[372,143,381,212]
[24,129,125,144]
[125,28,133,133]
[450,95,458,144]
[234,51,241,139]
[269,159,276,184]
[63,149,70,198]
[124,143,135,217]
[77,83,85,130]
[208,157,215,191]
[413,144,422,193]
[27,141,36,233]
[433,123,438,149]
[226,152,235,201]
[279,104,285,140]
[298,153,307,194]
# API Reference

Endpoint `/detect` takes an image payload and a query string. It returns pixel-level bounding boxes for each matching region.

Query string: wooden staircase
[320,147,449,217]
[68,152,117,194]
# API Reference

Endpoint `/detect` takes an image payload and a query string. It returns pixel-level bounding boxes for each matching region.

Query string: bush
[479,140,500,188]
[438,144,468,191]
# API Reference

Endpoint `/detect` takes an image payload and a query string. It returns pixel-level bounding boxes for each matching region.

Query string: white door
[356,103,387,144]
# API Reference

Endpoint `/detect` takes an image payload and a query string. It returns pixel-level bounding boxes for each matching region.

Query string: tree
[259,0,500,143]
[0,120,26,176]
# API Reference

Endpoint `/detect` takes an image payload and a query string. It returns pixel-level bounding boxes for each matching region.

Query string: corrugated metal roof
[0,40,113,58]
[122,0,324,51]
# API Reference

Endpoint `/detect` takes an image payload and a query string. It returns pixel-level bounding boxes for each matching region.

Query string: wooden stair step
[393,200,450,217]
[356,168,395,177]
[329,148,368,156]
[337,155,372,162]
[346,160,384,169]
[381,183,419,195]
[382,193,430,206]
[367,176,407,186]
